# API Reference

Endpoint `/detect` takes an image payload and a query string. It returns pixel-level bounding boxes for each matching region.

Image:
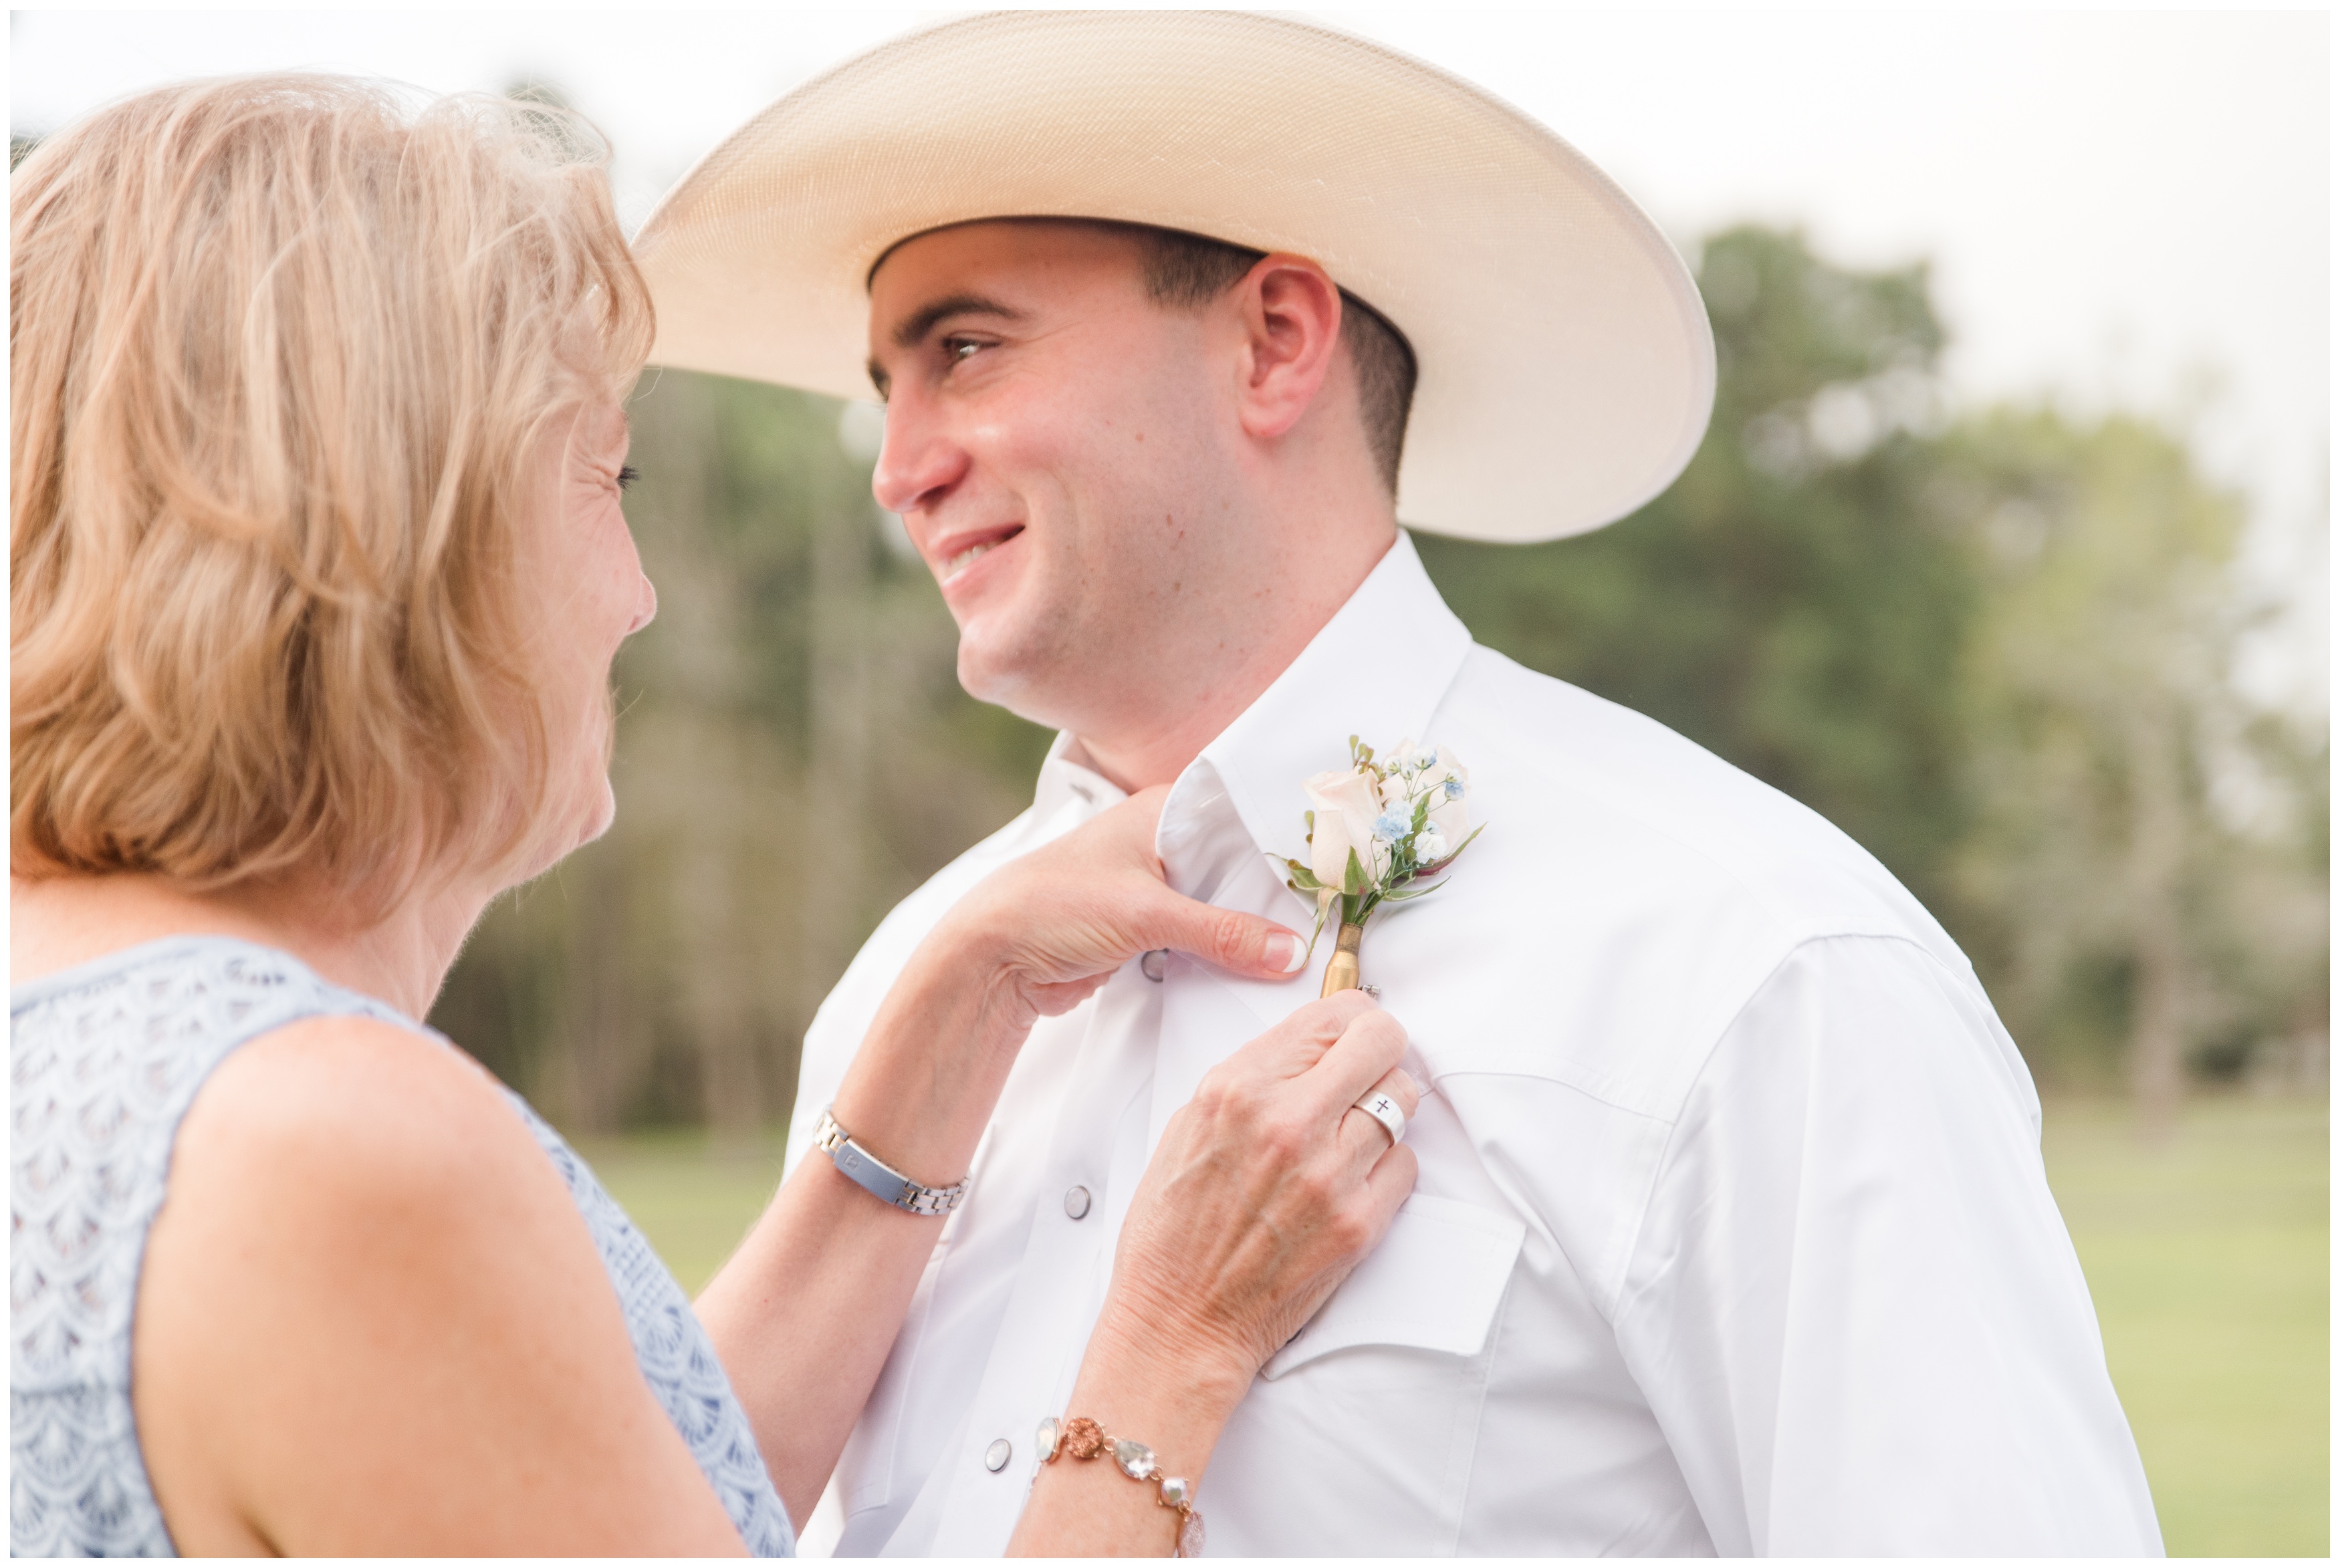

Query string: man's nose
[870,392,968,517]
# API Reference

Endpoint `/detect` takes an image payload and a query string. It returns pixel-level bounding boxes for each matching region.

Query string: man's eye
[945,338,983,364]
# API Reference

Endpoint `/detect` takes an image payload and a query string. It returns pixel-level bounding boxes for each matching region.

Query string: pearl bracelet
[1036,1414,1205,1557]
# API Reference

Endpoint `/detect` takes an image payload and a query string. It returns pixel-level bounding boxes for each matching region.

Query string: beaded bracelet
[1035,1414,1205,1557]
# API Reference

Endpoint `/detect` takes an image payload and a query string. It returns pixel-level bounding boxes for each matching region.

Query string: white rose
[1306,766,1389,888]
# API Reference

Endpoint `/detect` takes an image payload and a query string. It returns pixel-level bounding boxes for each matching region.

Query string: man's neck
[1068,529,1399,793]
[1068,705,1246,796]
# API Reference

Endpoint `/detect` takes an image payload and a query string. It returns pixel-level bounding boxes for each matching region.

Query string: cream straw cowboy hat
[632,11,1716,544]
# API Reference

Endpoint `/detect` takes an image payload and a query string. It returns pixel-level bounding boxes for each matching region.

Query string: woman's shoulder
[201,1009,519,1148]
[169,1008,573,1271]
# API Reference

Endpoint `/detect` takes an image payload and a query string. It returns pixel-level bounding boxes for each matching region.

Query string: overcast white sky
[11,7,2330,708]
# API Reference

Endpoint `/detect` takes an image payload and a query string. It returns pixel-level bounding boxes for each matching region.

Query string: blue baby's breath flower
[1443,777,1466,800]
[1372,810,1409,842]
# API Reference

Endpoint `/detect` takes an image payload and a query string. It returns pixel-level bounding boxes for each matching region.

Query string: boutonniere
[1274,735,1485,997]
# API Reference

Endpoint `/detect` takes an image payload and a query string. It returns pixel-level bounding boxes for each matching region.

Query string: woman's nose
[870,396,968,517]
[628,572,658,634]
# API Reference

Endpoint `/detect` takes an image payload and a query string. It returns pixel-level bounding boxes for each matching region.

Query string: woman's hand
[706,785,1316,1519]
[1009,991,1420,1555]
[931,785,1308,1025]
[830,785,1310,1193]
[829,783,1312,1191]
[1104,990,1420,1389]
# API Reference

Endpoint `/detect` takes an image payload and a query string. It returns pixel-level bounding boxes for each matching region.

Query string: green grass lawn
[575,1127,791,1295]
[2040,1093,2328,1557]
[586,1092,2329,1557]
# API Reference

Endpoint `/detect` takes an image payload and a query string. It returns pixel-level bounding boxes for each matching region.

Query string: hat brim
[632,11,1716,545]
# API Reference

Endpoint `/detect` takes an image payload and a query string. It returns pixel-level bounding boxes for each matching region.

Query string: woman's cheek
[628,570,658,636]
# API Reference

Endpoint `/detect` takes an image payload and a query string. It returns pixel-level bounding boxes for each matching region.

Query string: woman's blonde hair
[11,75,653,911]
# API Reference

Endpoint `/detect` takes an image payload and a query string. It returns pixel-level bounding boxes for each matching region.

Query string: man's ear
[1232,255,1342,442]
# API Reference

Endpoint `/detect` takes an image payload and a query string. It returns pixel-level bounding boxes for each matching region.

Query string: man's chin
[954,636,1068,729]
[954,642,1026,706]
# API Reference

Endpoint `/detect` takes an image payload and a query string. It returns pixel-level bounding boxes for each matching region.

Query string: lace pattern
[10,937,794,1557]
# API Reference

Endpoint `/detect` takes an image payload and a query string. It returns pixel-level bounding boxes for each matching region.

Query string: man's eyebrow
[891,291,1025,350]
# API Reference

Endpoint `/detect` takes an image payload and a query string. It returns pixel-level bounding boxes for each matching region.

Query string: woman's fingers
[1130,883,1308,979]
[1200,991,1376,1093]
[1358,1140,1419,1237]
[1300,1003,1412,1120]
[1336,1065,1421,1170]
[1372,1064,1423,1123]
[1072,788,1306,980]
[979,788,1312,987]
[1095,785,1173,850]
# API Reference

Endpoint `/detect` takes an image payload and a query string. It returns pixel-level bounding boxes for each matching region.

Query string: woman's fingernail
[1269,933,1307,973]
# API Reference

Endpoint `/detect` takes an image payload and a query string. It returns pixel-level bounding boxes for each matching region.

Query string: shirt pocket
[1262,1192,1526,1378]
[1204,1194,1526,1556]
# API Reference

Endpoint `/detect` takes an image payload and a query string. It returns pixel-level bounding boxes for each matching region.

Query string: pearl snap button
[984,1438,1012,1472]
[1064,1185,1092,1220]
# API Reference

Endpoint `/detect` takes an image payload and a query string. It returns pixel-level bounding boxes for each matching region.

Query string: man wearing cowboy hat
[637,14,2160,1557]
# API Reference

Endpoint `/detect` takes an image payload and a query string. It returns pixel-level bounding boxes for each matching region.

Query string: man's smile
[931,521,1026,587]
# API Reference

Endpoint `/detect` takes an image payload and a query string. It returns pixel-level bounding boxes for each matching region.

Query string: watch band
[814,1107,970,1216]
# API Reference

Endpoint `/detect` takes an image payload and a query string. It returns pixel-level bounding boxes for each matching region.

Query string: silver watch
[814,1107,970,1216]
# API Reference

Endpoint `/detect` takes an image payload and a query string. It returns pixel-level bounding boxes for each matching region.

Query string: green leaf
[1280,856,1322,892]
[1342,846,1369,896]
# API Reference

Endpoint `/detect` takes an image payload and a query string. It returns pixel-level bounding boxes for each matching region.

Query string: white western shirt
[784,534,2161,1557]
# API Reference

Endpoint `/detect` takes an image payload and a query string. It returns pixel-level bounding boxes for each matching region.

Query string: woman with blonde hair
[10,76,1419,1555]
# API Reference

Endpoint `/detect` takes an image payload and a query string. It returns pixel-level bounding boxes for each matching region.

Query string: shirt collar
[1032,731,1128,823]
[1156,531,1474,896]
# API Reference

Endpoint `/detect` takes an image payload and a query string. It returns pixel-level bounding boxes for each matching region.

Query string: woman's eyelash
[616,465,641,491]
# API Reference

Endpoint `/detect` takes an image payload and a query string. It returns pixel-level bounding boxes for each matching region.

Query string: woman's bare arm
[689,924,1034,1520]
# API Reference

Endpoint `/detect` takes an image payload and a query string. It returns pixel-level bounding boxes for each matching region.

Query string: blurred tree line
[432,223,2329,1142]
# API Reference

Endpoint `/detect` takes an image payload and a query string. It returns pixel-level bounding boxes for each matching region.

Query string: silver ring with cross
[1351,1089,1406,1146]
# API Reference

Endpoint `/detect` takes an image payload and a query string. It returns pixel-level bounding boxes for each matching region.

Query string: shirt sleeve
[1609,933,2163,1555]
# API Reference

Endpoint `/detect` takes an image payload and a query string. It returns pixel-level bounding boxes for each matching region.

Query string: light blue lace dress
[10,935,795,1556]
